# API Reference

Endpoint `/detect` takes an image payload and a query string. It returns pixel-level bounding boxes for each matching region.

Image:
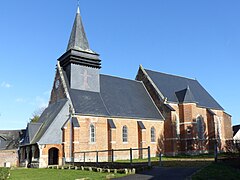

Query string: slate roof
[233,125,240,137]
[70,89,109,116]
[22,123,42,145]
[207,108,216,116]
[33,99,68,144]
[21,99,68,145]
[72,117,80,128]
[0,130,25,150]
[164,104,175,111]
[137,121,146,129]
[175,86,196,103]
[70,74,164,120]
[108,119,116,129]
[67,7,90,52]
[144,69,224,110]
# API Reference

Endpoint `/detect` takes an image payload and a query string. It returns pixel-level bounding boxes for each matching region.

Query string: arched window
[174,113,180,137]
[216,116,222,139]
[151,127,156,142]
[197,115,204,140]
[122,125,128,142]
[90,124,95,143]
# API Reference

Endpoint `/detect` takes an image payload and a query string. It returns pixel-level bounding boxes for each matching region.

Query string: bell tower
[58,6,101,92]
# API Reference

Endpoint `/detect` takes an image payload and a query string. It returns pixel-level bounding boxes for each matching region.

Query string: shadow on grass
[192,162,240,180]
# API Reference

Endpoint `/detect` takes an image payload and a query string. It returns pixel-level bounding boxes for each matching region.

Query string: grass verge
[0,167,10,180]
[9,168,126,180]
[192,162,240,180]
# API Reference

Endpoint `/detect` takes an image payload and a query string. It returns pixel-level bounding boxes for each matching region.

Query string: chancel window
[216,117,222,139]
[151,127,156,142]
[122,125,128,142]
[90,124,95,143]
[197,115,205,140]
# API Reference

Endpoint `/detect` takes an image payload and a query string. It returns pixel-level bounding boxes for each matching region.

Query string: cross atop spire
[67,5,90,52]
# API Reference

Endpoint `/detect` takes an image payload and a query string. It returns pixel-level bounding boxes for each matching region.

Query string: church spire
[58,4,101,73]
[67,6,90,52]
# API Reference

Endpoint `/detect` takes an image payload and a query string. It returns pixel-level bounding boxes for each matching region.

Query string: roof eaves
[61,118,70,129]
[207,109,216,116]
[74,113,164,121]
[139,65,165,101]
[196,104,224,111]
[167,100,224,111]
[107,119,116,129]
[137,121,146,129]
[224,111,232,117]
[74,112,109,118]
[72,117,80,127]
[164,104,176,111]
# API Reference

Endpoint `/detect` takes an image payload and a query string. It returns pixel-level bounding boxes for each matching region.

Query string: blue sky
[0,0,239,130]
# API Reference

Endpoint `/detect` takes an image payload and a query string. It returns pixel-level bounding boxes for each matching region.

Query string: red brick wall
[40,144,63,167]
[63,116,164,161]
[0,149,18,167]
[136,66,233,155]
[223,113,233,140]
[49,69,67,104]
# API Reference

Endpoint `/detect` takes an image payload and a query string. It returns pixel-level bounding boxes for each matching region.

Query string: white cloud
[15,91,49,109]
[1,81,12,88]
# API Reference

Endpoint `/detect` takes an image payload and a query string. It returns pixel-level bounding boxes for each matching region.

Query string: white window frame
[151,126,156,142]
[196,115,204,140]
[122,125,128,143]
[174,112,180,137]
[90,124,95,143]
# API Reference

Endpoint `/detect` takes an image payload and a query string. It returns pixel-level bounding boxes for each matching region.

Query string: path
[114,167,198,180]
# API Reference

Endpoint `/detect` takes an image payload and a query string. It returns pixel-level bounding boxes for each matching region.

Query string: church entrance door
[48,148,59,165]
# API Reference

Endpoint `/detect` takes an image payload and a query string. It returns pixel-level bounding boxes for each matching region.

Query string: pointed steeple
[58,5,101,93]
[67,6,90,52]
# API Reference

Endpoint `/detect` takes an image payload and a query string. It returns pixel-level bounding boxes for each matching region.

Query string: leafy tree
[29,107,45,123]
[30,114,40,123]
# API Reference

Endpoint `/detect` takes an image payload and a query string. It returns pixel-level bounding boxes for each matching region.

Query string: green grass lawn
[8,154,230,180]
[192,162,240,180]
[9,168,126,180]
[0,167,10,180]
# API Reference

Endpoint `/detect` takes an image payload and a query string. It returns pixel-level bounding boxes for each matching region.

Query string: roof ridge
[145,68,197,81]
[100,74,142,84]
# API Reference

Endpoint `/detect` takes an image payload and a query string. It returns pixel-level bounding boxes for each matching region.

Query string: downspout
[69,105,74,163]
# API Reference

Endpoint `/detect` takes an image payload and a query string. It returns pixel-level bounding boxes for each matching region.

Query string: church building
[19,6,232,168]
